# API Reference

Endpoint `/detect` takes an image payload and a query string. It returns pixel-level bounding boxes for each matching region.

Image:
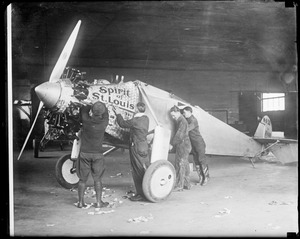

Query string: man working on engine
[182,106,209,186]
[113,102,150,201]
[75,101,109,209]
[169,105,192,191]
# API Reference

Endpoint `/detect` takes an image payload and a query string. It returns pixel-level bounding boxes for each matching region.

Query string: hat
[92,102,105,116]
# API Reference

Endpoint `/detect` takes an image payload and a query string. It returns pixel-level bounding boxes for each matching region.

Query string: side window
[261,93,285,112]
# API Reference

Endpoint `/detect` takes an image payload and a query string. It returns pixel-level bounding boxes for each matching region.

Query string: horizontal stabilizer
[253,137,298,144]
[269,142,298,164]
[253,137,298,164]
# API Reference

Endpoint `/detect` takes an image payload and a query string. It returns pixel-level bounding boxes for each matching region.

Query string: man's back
[186,114,203,140]
[81,105,109,153]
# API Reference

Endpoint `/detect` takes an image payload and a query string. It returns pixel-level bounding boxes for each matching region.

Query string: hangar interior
[10,1,298,237]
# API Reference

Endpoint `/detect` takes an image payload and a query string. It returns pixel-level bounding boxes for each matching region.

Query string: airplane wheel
[142,160,176,203]
[55,154,79,189]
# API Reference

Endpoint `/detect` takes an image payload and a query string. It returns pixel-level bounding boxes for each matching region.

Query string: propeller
[17,20,82,160]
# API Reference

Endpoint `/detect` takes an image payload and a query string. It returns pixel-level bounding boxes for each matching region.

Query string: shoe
[195,165,202,184]
[201,166,209,186]
[129,194,145,201]
[74,202,90,209]
[94,201,109,208]
[201,177,208,186]
[201,176,209,186]
[172,187,183,192]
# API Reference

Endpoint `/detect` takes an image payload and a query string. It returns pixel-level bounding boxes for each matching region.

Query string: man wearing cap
[75,101,109,209]
[112,102,150,201]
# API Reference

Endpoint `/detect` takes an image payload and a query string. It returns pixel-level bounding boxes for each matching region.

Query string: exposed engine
[39,68,85,149]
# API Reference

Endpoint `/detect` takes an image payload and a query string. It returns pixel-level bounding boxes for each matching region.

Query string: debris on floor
[104,198,124,208]
[122,190,135,199]
[110,172,123,178]
[70,187,115,199]
[268,200,278,205]
[127,214,154,223]
[46,224,55,227]
[214,208,231,217]
[85,187,96,198]
[140,230,150,234]
[126,190,135,195]
[267,223,281,230]
[88,209,115,215]
[224,196,233,199]
[268,200,294,205]
[107,202,116,208]
[102,187,116,198]
[103,194,112,198]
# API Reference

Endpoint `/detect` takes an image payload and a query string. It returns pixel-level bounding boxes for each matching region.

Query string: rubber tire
[33,139,39,158]
[142,160,176,203]
[55,154,79,189]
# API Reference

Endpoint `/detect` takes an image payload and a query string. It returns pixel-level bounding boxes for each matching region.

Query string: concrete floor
[12,145,298,237]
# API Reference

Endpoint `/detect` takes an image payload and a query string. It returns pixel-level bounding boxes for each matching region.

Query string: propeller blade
[17,101,44,160]
[49,20,81,83]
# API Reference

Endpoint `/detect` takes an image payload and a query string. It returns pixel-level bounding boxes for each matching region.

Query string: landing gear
[142,160,176,203]
[33,138,41,158]
[55,154,79,189]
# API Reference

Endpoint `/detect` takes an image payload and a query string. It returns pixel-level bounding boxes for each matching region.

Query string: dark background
[9,1,298,146]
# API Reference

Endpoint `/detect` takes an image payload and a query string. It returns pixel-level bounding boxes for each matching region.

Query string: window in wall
[261,93,285,112]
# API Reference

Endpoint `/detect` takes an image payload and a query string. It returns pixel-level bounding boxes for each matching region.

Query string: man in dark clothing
[113,102,150,201]
[182,106,209,186]
[169,105,192,191]
[75,101,109,209]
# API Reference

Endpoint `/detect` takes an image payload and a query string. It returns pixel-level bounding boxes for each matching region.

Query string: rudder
[254,116,272,138]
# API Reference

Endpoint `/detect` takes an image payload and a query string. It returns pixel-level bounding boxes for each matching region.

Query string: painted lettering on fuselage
[91,84,135,111]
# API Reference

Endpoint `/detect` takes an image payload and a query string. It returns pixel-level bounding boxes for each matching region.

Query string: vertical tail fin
[254,115,272,138]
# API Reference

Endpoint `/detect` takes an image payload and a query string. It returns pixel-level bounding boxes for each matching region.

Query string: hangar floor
[12,145,298,237]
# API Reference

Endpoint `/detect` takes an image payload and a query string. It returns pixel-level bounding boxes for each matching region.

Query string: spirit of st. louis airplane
[16,20,298,203]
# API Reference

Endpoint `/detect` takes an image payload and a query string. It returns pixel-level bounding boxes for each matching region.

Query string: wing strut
[136,83,160,126]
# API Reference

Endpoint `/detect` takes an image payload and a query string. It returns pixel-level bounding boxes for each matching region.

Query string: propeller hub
[35,82,61,108]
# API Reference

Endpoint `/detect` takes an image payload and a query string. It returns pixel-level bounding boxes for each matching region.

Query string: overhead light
[184,28,190,31]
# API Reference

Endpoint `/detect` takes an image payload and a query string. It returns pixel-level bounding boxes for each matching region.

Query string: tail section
[254,116,272,138]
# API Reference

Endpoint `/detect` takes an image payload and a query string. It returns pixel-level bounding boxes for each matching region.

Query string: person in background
[75,101,109,209]
[182,106,209,186]
[113,102,150,201]
[169,105,192,191]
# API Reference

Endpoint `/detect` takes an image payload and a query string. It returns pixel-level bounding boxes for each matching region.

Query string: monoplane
[17,20,298,202]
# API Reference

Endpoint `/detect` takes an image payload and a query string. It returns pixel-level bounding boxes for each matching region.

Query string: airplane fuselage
[35,79,263,158]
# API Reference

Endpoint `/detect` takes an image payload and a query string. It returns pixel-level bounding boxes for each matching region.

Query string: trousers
[174,138,192,189]
[129,144,150,197]
[190,137,207,166]
[76,152,105,183]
